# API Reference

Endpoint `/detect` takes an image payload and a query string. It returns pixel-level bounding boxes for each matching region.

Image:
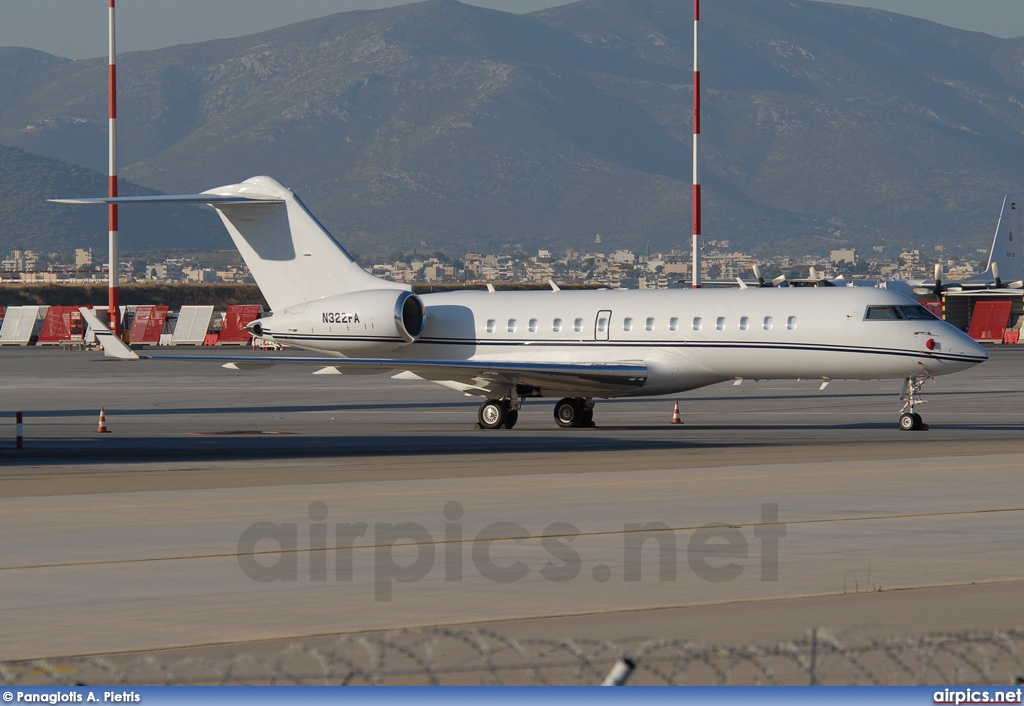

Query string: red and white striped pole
[691,0,702,288]
[108,0,120,334]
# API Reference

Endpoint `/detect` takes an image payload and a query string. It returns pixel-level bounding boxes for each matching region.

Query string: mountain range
[0,143,227,256]
[3,0,1024,260]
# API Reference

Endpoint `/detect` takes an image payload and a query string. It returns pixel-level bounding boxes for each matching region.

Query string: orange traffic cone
[97,407,111,433]
[671,400,682,424]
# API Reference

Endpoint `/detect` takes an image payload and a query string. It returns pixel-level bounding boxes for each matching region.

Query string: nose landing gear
[898,376,929,431]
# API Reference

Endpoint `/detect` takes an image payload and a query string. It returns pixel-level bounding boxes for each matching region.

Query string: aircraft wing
[79,309,647,396]
[259,357,646,395]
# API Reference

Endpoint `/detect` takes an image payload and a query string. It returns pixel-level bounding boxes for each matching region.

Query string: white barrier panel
[170,305,214,345]
[0,306,47,346]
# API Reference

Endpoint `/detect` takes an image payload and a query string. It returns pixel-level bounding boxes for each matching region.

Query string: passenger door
[595,310,611,341]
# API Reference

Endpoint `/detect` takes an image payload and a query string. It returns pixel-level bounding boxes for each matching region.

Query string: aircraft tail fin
[78,307,140,360]
[54,176,406,312]
[985,195,1023,285]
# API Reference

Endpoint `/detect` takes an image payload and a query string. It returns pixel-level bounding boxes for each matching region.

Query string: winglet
[78,308,140,360]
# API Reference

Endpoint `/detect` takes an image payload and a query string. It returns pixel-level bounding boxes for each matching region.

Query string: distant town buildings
[0,242,991,289]
[0,248,254,285]
[830,248,856,265]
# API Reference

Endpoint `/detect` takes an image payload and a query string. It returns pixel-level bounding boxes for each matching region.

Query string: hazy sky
[3,0,1024,60]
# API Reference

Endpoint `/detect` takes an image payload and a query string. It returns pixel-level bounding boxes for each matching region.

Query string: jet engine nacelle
[249,289,425,353]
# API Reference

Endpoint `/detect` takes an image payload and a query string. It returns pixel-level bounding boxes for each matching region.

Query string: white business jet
[58,176,987,431]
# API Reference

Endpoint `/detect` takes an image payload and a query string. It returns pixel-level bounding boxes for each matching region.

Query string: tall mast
[691,0,702,288]
[108,0,120,333]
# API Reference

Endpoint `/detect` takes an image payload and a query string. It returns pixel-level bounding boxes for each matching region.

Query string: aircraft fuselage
[255,286,986,398]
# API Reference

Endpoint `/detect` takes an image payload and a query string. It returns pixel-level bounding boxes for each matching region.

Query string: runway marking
[2,506,1022,573]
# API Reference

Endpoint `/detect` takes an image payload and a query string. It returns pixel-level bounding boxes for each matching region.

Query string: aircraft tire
[478,399,508,429]
[553,397,584,428]
[503,409,519,429]
[899,412,922,431]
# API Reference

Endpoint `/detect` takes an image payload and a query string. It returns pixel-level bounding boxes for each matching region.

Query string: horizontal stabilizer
[50,194,283,206]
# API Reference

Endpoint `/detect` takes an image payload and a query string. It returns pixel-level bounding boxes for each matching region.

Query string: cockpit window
[865,306,900,320]
[898,304,939,320]
[864,304,939,321]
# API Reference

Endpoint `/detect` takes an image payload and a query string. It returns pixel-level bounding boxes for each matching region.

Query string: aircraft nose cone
[952,330,988,364]
[967,336,989,361]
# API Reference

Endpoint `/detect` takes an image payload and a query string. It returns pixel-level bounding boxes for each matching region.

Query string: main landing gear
[553,397,595,428]
[898,376,929,431]
[477,398,520,429]
[477,396,596,429]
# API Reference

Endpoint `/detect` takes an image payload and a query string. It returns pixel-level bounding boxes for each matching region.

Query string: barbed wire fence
[4,627,1024,686]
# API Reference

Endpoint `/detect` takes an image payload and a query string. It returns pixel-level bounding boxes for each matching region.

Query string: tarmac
[1,344,1023,664]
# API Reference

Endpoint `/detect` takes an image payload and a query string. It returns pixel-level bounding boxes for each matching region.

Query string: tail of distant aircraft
[910,195,1024,296]
[53,176,404,312]
[984,195,1023,286]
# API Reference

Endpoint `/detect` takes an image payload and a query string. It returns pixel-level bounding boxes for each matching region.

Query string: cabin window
[507,319,517,333]
[716,316,726,331]
[669,317,679,332]
[486,319,496,333]
[787,316,797,330]
[597,316,609,333]
[763,316,773,331]
[528,318,538,333]
[623,317,633,332]
[739,316,749,331]
[646,317,655,332]
[573,318,584,332]
[692,317,702,331]
[553,318,563,332]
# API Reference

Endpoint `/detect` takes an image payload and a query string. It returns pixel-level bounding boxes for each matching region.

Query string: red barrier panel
[967,300,1013,342]
[127,305,169,344]
[218,305,263,344]
[920,300,943,318]
[37,306,85,344]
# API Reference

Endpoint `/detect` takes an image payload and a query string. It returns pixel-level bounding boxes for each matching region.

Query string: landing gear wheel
[478,399,509,429]
[503,409,519,429]
[898,412,925,431]
[582,407,594,427]
[553,397,584,428]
